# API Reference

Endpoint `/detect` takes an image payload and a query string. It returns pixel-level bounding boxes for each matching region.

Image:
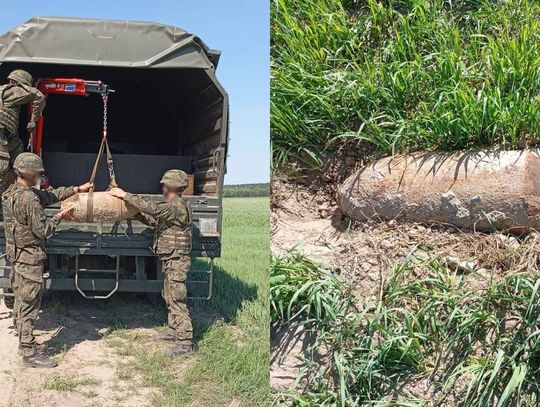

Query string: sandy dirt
[270,324,310,391]
[0,293,177,407]
[270,179,540,391]
[270,180,341,265]
[272,180,540,295]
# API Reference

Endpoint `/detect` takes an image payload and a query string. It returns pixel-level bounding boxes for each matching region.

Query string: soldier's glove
[27,121,36,131]
[56,203,76,222]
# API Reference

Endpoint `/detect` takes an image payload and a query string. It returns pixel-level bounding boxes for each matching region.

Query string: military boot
[19,343,43,355]
[153,329,177,342]
[23,348,58,368]
[168,342,193,358]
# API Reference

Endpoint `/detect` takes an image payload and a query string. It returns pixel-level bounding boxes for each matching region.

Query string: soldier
[108,170,193,357]
[0,70,46,196]
[3,152,93,368]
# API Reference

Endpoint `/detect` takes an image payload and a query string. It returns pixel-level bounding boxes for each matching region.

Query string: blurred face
[162,184,179,200]
[19,171,42,187]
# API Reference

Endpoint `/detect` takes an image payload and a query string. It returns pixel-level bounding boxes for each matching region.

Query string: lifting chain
[102,92,117,189]
[102,92,108,138]
[85,87,118,222]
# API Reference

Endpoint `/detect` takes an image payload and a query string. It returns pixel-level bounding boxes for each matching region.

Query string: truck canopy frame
[0,16,229,197]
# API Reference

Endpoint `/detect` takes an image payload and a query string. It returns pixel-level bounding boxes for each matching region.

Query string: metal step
[75,255,120,299]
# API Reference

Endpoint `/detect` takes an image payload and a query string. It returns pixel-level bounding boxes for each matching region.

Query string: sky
[0,0,270,185]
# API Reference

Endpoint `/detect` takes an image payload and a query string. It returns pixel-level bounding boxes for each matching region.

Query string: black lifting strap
[86,93,118,222]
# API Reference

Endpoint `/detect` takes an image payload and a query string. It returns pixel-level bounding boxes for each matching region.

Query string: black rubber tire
[2,288,14,309]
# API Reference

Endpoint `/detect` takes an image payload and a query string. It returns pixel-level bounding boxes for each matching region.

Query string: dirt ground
[272,178,540,291]
[0,293,182,407]
[269,324,310,391]
[270,177,540,390]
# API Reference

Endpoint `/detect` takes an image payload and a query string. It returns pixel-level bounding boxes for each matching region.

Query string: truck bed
[0,194,220,257]
[0,194,220,298]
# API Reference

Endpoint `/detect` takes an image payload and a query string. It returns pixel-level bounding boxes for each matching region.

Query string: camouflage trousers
[0,128,23,195]
[10,262,44,357]
[162,255,192,343]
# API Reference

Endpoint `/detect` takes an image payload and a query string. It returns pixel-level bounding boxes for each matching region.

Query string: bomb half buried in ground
[337,149,540,232]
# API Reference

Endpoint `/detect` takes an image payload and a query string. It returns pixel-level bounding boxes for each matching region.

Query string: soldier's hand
[108,187,127,199]
[77,182,94,193]
[57,203,76,220]
[27,121,36,131]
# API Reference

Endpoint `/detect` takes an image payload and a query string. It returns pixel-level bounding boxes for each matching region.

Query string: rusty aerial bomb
[61,192,138,223]
[337,150,540,232]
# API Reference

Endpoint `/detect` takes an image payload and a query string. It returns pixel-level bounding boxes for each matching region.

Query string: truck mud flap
[0,254,9,289]
[0,254,14,308]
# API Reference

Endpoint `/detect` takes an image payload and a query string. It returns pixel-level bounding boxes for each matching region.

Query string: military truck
[0,17,228,303]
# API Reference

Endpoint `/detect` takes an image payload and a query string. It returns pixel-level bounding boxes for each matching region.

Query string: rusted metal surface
[62,192,138,223]
[337,149,540,231]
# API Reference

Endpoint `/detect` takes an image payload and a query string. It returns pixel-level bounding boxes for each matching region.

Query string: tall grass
[271,0,540,168]
[271,252,540,406]
[271,252,348,328]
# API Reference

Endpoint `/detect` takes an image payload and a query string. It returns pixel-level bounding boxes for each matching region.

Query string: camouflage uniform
[124,193,193,343]
[0,80,46,194]
[2,183,75,356]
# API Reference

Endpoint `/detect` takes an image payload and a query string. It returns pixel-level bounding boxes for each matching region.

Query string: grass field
[106,197,270,406]
[271,0,540,405]
[272,252,540,406]
[184,197,270,406]
[271,0,540,167]
[223,183,270,198]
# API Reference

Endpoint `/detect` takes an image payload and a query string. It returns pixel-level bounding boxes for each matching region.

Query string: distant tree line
[223,183,269,197]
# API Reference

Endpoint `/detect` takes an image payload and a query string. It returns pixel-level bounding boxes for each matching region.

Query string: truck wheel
[2,288,14,309]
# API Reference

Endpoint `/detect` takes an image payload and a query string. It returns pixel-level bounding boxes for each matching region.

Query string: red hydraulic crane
[29,78,113,154]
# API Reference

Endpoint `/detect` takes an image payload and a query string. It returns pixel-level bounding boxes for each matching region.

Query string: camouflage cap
[160,169,188,188]
[14,152,45,174]
[8,70,33,87]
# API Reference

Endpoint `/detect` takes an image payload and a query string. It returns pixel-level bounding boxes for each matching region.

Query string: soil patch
[0,293,187,407]
[271,176,540,393]
[272,180,540,296]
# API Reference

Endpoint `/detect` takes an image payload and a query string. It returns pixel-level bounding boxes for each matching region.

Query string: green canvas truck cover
[0,17,228,299]
[0,16,221,69]
[0,16,228,198]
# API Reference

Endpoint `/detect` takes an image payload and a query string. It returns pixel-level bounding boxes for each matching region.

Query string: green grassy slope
[272,252,540,406]
[271,0,540,167]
